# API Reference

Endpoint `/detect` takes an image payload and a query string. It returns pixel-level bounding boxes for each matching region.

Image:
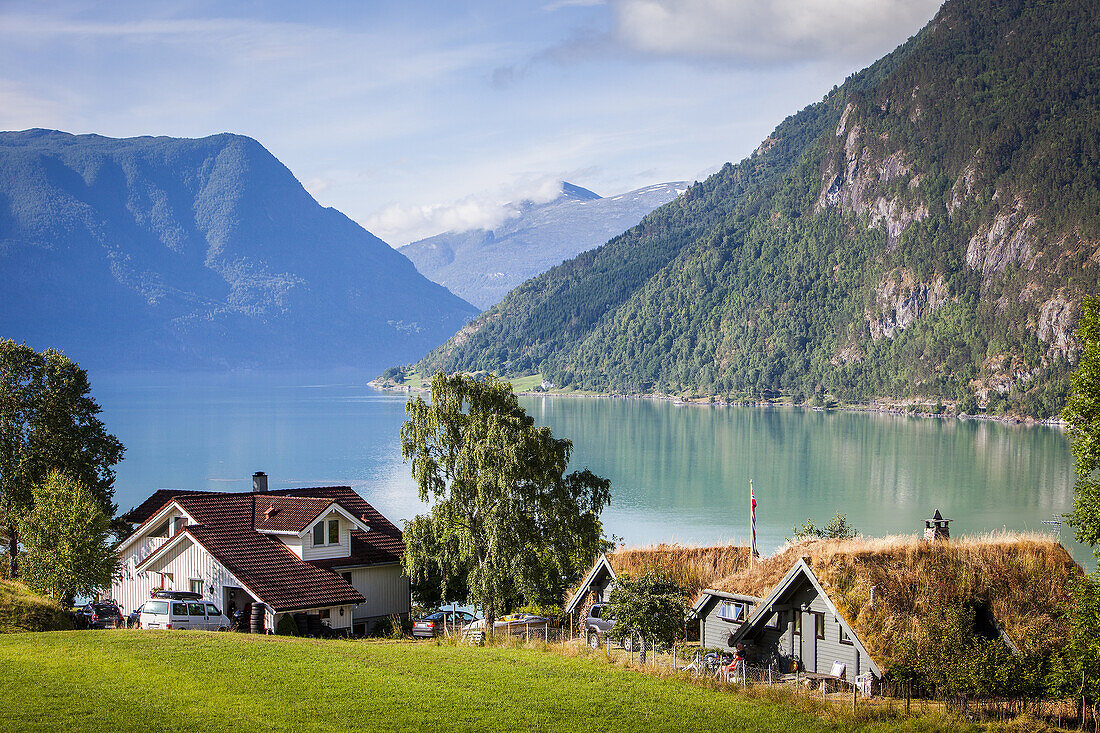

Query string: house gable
[564,554,617,615]
[117,499,197,554]
[730,560,884,678]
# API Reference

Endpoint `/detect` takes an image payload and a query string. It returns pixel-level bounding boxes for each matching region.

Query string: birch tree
[0,341,124,577]
[400,372,610,634]
[1066,297,1100,555]
[20,470,119,604]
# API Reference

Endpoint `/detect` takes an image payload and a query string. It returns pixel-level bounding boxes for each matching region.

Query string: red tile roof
[118,489,207,525]
[122,486,404,612]
[253,495,334,533]
[268,487,405,567]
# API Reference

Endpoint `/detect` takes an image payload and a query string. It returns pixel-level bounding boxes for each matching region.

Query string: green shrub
[275,613,298,636]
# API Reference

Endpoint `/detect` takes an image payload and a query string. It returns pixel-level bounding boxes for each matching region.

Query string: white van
[138,599,230,631]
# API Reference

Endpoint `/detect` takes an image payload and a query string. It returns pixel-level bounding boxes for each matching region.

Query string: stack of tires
[250,604,267,634]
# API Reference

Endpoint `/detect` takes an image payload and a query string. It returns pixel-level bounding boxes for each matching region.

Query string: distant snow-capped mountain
[399,181,687,309]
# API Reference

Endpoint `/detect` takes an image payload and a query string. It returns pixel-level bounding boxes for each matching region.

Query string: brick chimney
[252,471,268,492]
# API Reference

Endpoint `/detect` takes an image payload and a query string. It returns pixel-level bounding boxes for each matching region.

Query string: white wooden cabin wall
[348,564,410,619]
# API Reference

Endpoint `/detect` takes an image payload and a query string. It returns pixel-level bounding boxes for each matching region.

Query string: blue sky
[0,0,942,245]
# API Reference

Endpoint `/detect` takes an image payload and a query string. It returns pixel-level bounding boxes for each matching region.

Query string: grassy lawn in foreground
[0,631,973,733]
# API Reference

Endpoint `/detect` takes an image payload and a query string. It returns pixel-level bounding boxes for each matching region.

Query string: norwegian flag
[750,480,759,557]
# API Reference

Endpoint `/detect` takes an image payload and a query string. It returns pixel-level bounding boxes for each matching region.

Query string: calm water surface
[94,371,1086,565]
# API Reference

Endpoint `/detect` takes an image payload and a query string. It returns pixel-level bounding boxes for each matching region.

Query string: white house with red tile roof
[111,475,410,634]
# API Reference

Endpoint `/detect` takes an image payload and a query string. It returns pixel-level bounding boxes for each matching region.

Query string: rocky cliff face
[816,103,929,247]
[867,269,949,341]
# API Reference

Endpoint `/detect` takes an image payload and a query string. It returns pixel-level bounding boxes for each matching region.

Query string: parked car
[583,602,615,648]
[137,599,230,630]
[412,610,478,638]
[78,601,123,629]
[461,613,550,642]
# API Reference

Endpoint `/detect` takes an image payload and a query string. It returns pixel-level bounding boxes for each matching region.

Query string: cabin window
[792,613,801,636]
[839,626,853,645]
[172,516,186,536]
[313,522,325,546]
[814,612,825,640]
[189,578,203,595]
[149,520,170,538]
[719,601,747,622]
[341,572,353,585]
[328,519,339,544]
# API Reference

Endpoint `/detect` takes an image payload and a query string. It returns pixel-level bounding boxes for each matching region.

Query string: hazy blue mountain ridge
[0,129,478,370]
[400,180,687,309]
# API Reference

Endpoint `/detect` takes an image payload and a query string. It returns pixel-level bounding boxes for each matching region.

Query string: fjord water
[96,372,1086,565]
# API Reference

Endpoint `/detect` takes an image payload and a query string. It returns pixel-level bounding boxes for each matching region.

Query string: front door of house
[801,611,816,673]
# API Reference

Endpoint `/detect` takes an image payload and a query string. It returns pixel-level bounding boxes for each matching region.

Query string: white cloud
[610,0,941,62]
[366,176,567,246]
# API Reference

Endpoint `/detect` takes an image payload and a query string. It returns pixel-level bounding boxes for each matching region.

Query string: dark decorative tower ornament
[924,509,951,541]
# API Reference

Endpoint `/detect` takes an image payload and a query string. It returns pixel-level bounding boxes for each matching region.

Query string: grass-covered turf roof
[708,533,1081,670]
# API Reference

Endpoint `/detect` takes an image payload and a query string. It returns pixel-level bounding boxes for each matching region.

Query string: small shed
[564,544,752,632]
[691,589,762,650]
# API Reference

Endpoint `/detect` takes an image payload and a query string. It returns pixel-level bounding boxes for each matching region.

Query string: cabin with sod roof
[692,530,1080,691]
[565,544,752,633]
[112,473,410,634]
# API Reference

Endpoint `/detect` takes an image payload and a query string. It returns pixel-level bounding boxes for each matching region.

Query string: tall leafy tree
[607,569,689,663]
[0,341,124,577]
[400,372,611,633]
[1065,297,1100,555]
[20,470,119,604]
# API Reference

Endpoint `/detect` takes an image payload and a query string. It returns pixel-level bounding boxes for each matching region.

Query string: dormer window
[313,518,340,546]
[719,601,747,622]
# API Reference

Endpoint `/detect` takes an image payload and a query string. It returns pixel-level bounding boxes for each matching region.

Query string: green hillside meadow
[0,632,1023,733]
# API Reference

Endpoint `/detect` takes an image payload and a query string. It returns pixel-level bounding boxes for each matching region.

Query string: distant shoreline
[367,379,1064,428]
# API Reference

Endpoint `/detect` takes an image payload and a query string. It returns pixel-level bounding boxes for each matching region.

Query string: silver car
[138,599,230,630]
[584,603,616,648]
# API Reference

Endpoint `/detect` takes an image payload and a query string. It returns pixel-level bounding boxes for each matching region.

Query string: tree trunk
[6,523,16,578]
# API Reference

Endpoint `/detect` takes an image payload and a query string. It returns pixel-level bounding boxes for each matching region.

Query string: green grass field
[0,631,994,733]
[0,579,73,634]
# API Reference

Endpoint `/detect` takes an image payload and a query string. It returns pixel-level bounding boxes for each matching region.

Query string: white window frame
[312,517,342,546]
[718,600,747,622]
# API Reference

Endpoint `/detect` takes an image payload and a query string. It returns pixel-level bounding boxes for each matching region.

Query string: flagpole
[749,479,754,570]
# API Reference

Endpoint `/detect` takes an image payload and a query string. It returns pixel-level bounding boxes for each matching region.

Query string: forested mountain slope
[418,0,1099,417]
[0,130,478,371]
[400,181,686,309]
